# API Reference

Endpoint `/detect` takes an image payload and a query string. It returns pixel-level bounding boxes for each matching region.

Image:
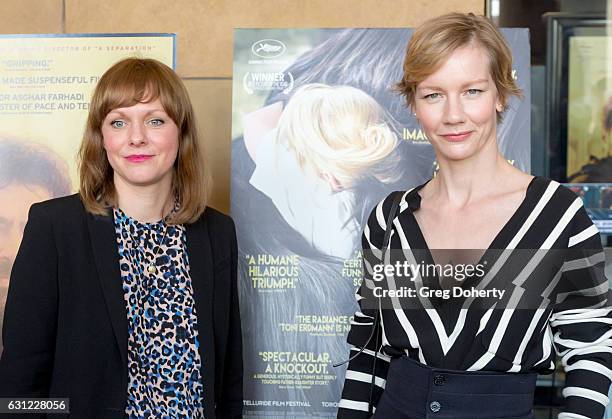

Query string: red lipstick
[126,155,152,162]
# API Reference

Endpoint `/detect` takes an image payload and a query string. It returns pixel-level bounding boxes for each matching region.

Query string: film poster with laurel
[231,28,530,417]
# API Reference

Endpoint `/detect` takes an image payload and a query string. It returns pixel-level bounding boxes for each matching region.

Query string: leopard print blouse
[113,207,204,417]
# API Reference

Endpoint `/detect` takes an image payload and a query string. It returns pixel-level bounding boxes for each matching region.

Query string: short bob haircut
[78,58,211,224]
[396,12,522,123]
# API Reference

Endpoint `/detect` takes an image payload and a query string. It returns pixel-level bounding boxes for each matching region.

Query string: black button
[430,401,441,412]
[433,374,446,386]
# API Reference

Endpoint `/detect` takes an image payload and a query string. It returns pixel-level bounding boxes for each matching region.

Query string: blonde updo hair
[277,83,399,188]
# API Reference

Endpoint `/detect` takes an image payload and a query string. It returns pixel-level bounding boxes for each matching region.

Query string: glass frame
[544,12,609,181]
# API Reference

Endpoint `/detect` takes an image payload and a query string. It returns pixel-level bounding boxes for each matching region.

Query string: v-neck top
[409,176,538,253]
[339,177,611,419]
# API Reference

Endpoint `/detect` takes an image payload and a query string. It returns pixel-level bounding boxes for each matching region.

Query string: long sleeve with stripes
[337,194,395,418]
[552,203,612,419]
[337,177,612,419]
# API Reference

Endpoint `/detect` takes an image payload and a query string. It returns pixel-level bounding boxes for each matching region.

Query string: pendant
[147,265,157,275]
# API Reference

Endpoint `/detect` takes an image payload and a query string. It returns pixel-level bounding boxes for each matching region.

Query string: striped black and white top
[338,177,612,419]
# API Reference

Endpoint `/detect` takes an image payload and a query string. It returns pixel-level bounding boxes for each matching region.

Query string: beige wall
[0,0,483,212]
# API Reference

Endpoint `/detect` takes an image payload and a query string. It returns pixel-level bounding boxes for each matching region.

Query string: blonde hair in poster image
[278,83,400,189]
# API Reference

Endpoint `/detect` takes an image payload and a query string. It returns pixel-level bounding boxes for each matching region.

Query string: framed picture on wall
[545,13,612,233]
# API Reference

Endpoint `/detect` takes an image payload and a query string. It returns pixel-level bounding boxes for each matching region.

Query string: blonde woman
[339,13,611,419]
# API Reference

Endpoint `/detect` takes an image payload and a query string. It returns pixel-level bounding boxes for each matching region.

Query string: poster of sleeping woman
[231,28,530,417]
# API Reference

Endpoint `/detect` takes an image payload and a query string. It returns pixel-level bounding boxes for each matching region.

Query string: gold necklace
[120,207,173,277]
[143,222,169,275]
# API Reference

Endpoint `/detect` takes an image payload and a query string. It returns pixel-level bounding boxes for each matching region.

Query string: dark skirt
[373,356,537,419]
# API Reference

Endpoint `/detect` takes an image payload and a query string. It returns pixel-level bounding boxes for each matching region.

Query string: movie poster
[0,34,175,351]
[567,36,612,181]
[231,28,531,417]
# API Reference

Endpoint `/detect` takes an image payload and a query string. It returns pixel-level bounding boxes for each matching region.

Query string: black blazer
[0,194,243,419]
